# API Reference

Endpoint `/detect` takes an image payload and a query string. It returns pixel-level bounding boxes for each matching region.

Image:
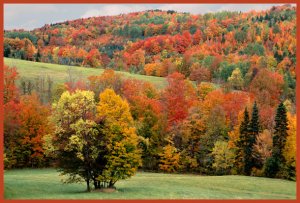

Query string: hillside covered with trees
[3,4,296,192]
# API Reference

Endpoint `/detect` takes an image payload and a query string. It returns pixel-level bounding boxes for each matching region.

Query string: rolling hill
[4,57,167,89]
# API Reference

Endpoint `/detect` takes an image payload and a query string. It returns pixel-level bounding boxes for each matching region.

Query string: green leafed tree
[228,68,244,90]
[50,90,100,192]
[211,141,236,175]
[49,89,141,191]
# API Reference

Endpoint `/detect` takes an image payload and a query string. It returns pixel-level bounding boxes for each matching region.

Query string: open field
[4,58,167,88]
[4,168,296,199]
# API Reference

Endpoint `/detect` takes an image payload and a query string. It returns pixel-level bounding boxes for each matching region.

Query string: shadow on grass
[64,186,143,195]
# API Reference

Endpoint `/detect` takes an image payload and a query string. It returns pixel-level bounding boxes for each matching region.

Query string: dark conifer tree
[273,102,288,162]
[246,102,260,171]
[264,13,270,21]
[250,102,260,135]
[265,102,288,177]
[221,33,225,44]
[35,49,41,62]
[243,102,258,175]
[236,107,250,174]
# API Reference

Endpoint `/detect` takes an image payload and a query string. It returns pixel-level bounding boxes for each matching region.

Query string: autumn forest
[3,4,297,198]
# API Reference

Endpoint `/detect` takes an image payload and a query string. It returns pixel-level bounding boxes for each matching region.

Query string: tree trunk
[109,180,115,188]
[93,180,101,189]
[86,179,91,192]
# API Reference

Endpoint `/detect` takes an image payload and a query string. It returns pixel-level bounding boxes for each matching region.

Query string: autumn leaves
[50,89,141,191]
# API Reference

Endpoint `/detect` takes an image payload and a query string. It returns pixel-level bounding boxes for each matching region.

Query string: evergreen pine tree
[273,102,289,161]
[250,102,260,135]
[236,107,250,174]
[265,102,289,178]
[221,33,225,44]
[249,102,260,169]
[36,49,41,62]
[245,101,260,173]
[264,13,269,21]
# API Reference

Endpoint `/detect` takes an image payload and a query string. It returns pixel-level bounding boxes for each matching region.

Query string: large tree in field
[50,90,100,192]
[50,89,140,191]
[96,88,141,189]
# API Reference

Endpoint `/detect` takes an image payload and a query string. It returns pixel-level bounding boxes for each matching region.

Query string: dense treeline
[4,64,296,181]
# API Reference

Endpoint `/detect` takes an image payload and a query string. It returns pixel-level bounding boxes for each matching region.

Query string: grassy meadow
[4,57,167,88]
[4,169,296,199]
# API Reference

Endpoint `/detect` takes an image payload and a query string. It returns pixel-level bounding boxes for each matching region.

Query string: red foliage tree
[18,94,53,167]
[189,64,211,83]
[163,72,196,127]
[193,29,203,45]
[84,49,102,67]
[249,69,284,107]
[4,65,19,104]
[223,91,250,128]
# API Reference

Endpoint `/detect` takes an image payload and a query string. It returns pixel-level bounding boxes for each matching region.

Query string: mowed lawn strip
[4,57,167,89]
[4,168,296,199]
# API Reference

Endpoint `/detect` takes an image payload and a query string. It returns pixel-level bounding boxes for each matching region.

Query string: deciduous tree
[211,141,235,175]
[96,89,141,188]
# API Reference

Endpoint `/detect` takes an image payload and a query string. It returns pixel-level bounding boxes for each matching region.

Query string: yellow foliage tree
[50,90,99,192]
[283,113,296,169]
[197,82,216,100]
[97,88,133,126]
[159,143,181,173]
[228,68,244,90]
[96,88,141,188]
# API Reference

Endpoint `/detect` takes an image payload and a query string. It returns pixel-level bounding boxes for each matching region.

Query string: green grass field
[4,168,296,199]
[4,58,167,88]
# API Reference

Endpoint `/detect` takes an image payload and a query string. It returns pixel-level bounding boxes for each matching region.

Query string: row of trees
[233,102,293,178]
[4,65,296,188]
